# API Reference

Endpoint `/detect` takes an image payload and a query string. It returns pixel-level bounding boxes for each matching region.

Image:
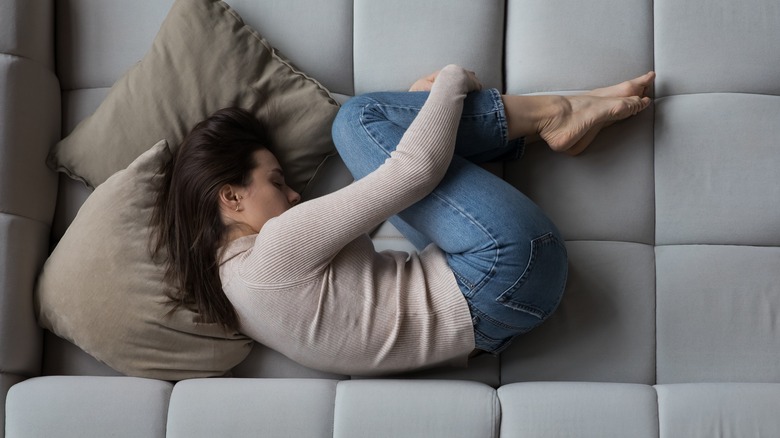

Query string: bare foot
[538,94,651,154]
[558,71,655,156]
[589,71,655,99]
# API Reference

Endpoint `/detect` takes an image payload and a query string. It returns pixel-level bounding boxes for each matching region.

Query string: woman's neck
[224,222,257,244]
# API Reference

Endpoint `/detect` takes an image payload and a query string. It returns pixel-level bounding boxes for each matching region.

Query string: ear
[218,184,240,211]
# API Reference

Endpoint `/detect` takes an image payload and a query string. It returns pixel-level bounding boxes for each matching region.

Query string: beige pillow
[36,140,253,380]
[48,0,339,193]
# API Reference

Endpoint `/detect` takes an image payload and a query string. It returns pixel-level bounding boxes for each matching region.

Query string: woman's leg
[503,70,655,155]
[333,89,526,249]
[332,89,569,354]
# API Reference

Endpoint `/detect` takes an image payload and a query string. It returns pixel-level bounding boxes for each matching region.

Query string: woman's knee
[465,230,567,353]
[331,94,381,150]
[332,93,405,179]
[332,98,359,148]
[330,96,371,174]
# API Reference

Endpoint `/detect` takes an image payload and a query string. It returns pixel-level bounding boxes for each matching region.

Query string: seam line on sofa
[61,85,113,93]
[0,52,55,73]
[654,242,780,249]
[564,239,655,247]
[0,211,50,228]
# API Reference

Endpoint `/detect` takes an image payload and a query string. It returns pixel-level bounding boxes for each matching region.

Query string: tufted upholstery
[2,0,779,436]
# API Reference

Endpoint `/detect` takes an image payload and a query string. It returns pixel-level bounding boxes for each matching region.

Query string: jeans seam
[451,268,476,290]
[488,88,526,161]
[496,232,567,319]
[470,301,532,332]
[358,104,396,160]
[488,88,510,146]
[432,189,500,296]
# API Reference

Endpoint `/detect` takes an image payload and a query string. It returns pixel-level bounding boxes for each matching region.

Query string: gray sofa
[3,0,780,436]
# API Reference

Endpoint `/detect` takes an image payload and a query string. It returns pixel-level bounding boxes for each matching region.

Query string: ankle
[535,95,571,136]
[503,94,570,140]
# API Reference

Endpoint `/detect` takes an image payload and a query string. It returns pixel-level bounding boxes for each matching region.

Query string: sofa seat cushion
[167,378,338,438]
[656,383,780,437]
[498,382,659,437]
[6,376,173,438]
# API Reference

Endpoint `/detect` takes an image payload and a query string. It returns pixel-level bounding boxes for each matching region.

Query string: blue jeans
[331,89,568,354]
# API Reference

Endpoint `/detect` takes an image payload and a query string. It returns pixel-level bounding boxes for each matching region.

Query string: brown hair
[152,107,271,330]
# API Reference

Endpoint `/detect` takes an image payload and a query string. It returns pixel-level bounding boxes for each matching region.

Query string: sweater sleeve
[241,65,477,284]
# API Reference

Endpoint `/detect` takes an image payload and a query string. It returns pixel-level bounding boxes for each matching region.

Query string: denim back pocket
[495,232,568,320]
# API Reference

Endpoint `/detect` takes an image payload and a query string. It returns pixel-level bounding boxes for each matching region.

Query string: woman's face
[234,148,300,233]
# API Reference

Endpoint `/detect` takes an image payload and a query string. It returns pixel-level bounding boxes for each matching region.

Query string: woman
[153,65,653,375]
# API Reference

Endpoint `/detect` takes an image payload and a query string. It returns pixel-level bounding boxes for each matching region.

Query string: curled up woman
[153,64,654,375]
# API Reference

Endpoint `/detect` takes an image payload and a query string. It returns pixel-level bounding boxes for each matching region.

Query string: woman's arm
[242,65,481,284]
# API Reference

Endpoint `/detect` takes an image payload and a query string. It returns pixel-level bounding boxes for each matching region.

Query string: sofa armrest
[1,1,61,433]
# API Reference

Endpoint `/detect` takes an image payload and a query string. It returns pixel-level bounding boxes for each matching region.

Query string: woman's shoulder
[218,234,258,266]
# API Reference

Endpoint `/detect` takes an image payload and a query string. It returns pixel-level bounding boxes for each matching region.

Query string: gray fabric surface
[166,378,337,438]
[502,241,656,385]
[230,343,347,380]
[226,0,355,96]
[505,0,653,94]
[5,376,172,438]
[1,4,61,431]
[49,173,92,248]
[0,56,60,223]
[0,215,49,375]
[353,0,504,94]
[61,88,110,136]
[656,245,780,384]
[50,88,107,244]
[655,94,780,246]
[0,0,54,69]
[507,109,655,244]
[333,380,499,438]
[40,331,122,377]
[31,0,780,388]
[351,351,501,388]
[3,0,780,434]
[657,383,780,437]
[654,0,780,97]
[0,373,25,438]
[56,0,174,90]
[499,382,659,437]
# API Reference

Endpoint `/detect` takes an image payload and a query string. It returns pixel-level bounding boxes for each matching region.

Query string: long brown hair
[152,107,272,330]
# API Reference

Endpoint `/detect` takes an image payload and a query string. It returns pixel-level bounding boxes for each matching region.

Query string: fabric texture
[6,376,173,438]
[35,141,253,380]
[498,382,659,437]
[656,383,780,437]
[166,379,337,437]
[47,0,339,192]
[219,65,477,375]
[333,380,500,438]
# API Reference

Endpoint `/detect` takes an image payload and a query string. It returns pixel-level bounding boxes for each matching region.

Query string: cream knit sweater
[219,65,478,375]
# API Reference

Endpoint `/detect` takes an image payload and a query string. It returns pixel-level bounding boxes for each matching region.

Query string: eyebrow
[268,167,287,181]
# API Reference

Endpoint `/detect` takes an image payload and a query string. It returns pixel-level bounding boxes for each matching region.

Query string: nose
[288,188,301,206]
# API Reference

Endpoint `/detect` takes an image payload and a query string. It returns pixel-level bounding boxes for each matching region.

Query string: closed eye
[269,168,286,189]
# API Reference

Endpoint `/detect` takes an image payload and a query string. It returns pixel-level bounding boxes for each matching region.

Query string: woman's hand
[409,70,440,92]
[409,66,482,92]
